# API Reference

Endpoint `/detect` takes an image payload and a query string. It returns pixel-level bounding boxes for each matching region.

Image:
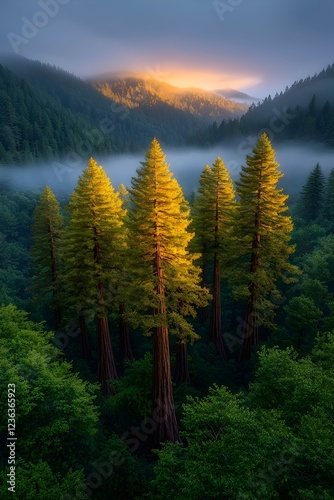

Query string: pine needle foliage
[233,133,299,360]
[30,186,63,329]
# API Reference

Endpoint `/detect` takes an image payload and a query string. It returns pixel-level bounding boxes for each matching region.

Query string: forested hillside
[0,55,247,166]
[0,64,116,165]
[92,76,247,122]
[192,63,334,148]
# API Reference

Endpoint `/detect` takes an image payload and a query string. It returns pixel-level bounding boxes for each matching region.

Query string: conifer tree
[174,341,191,385]
[191,166,212,324]
[30,186,63,330]
[116,183,134,362]
[62,158,126,394]
[192,159,236,358]
[322,168,334,226]
[127,138,208,445]
[299,163,325,222]
[234,133,298,361]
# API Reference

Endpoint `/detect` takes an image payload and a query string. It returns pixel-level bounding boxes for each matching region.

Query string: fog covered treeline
[0,55,236,165]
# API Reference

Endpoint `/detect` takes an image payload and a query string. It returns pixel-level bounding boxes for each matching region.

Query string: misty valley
[1,141,333,197]
[1,54,334,500]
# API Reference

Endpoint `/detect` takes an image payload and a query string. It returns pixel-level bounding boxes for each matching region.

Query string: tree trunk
[173,342,191,385]
[49,219,62,330]
[53,305,62,332]
[208,251,226,359]
[239,228,261,362]
[198,260,209,323]
[78,310,91,361]
[151,244,180,447]
[96,316,118,396]
[238,285,259,362]
[93,227,118,394]
[119,303,134,361]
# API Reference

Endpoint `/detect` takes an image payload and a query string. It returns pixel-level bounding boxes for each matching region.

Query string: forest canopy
[1,136,334,498]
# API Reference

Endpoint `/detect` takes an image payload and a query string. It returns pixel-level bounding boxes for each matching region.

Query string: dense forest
[2,55,334,169]
[1,135,334,498]
[0,55,247,165]
[0,63,116,164]
[191,63,334,148]
[92,77,247,121]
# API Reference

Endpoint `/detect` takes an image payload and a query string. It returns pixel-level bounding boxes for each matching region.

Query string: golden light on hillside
[142,68,261,91]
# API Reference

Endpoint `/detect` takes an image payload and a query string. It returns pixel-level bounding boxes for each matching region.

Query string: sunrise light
[142,68,262,91]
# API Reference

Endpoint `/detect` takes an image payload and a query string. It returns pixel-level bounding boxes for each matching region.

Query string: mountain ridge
[214,88,260,105]
[0,54,249,165]
[190,62,334,148]
[90,76,248,123]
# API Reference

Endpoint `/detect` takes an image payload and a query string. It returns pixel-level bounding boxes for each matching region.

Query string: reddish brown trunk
[151,244,180,447]
[239,225,261,361]
[119,303,134,361]
[208,252,226,359]
[93,228,118,394]
[173,342,191,385]
[96,316,118,396]
[78,310,91,361]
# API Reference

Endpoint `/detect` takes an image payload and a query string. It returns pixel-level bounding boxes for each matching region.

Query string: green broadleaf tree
[149,335,334,499]
[30,186,63,329]
[192,158,236,358]
[62,157,126,394]
[234,133,299,361]
[284,295,323,350]
[127,138,208,445]
[0,304,98,480]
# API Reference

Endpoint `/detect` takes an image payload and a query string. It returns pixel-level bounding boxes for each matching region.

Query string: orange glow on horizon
[141,68,262,92]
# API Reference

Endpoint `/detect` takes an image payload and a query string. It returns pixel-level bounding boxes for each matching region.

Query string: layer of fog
[0,141,333,199]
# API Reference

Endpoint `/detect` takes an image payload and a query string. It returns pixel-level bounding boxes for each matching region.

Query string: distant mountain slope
[1,55,248,164]
[0,55,159,154]
[0,63,117,165]
[91,76,248,123]
[192,63,334,148]
[214,88,260,105]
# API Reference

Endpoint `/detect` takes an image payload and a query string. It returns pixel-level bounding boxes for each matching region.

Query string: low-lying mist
[0,141,333,199]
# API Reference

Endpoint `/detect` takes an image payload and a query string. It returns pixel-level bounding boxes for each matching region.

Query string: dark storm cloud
[1,0,334,96]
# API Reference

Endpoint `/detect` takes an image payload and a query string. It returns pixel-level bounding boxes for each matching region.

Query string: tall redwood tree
[63,158,126,394]
[128,138,208,445]
[234,133,298,361]
[192,159,236,358]
[30,186,63,330]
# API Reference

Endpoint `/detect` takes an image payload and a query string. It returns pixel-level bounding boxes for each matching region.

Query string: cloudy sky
[1,0,334,98]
